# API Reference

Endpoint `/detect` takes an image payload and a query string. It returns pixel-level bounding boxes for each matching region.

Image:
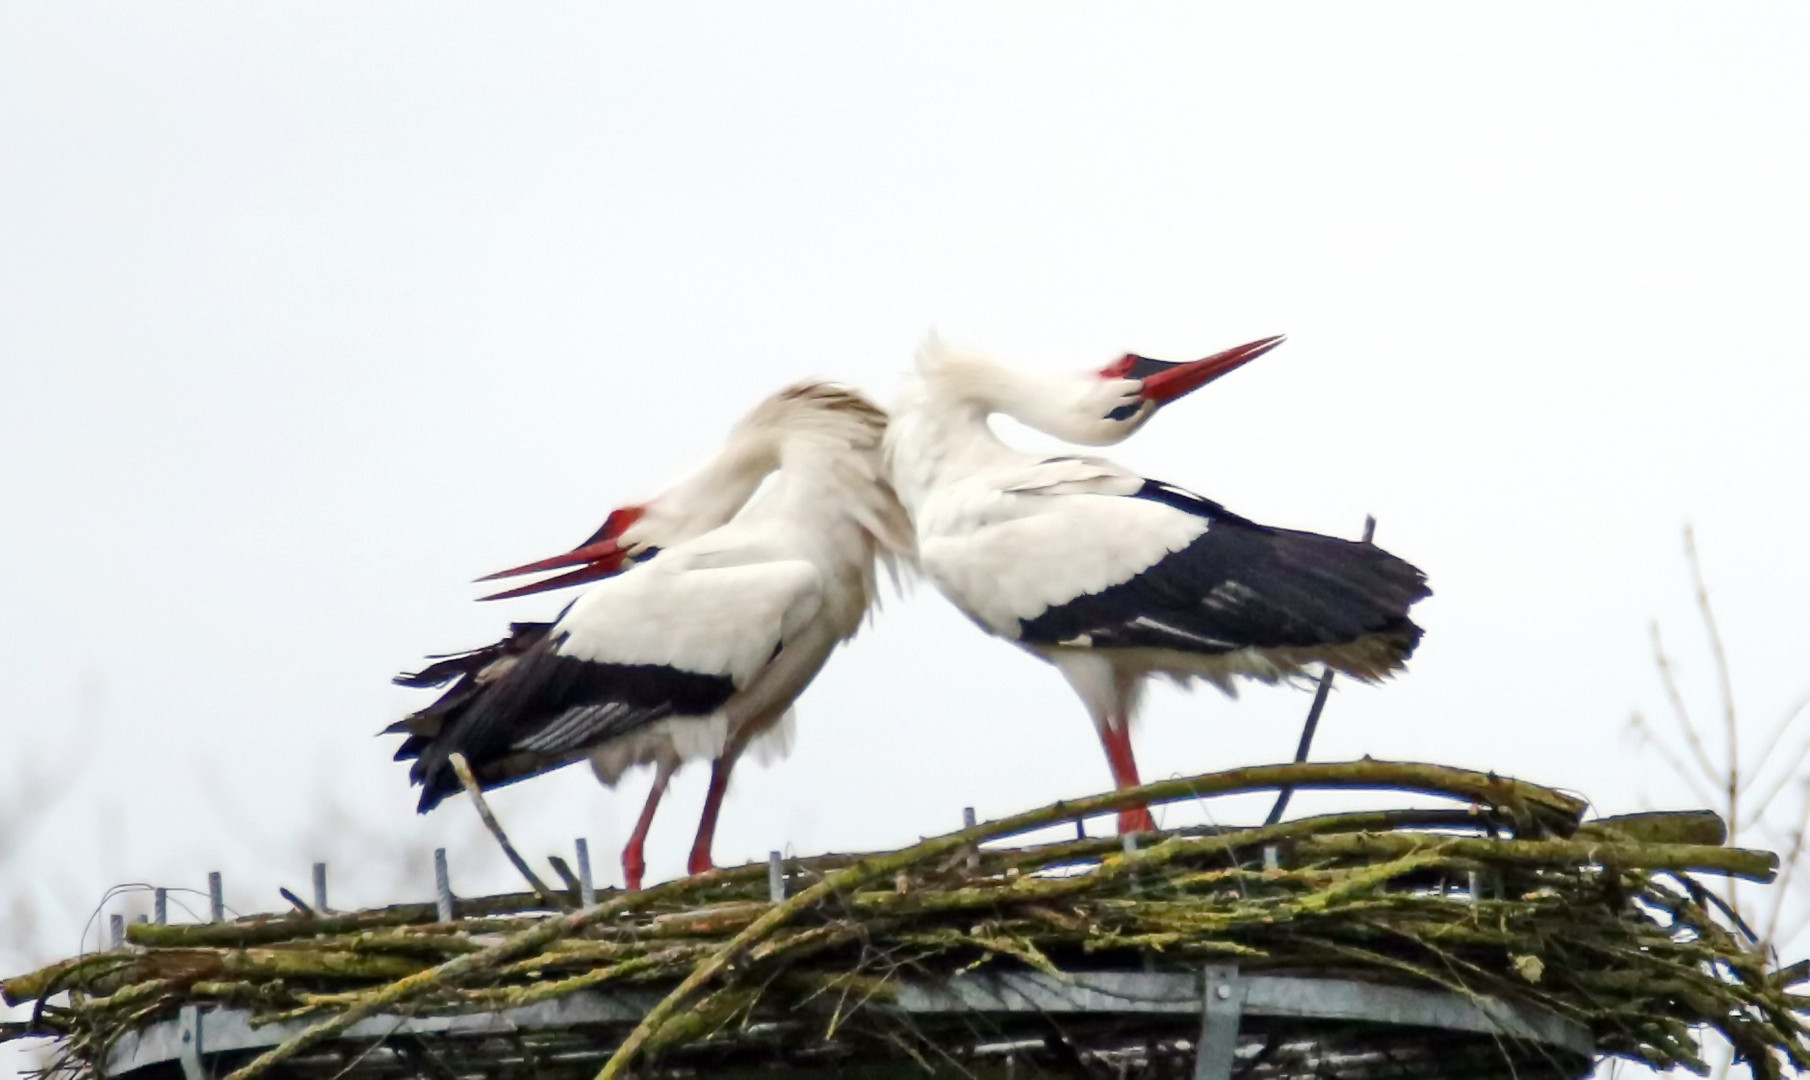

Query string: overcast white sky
[3,5,1808,1073]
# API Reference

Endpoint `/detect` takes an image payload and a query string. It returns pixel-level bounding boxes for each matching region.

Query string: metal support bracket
[176,1005,204,1080]
[767,851,786,902]
[1195,964,1246,1080]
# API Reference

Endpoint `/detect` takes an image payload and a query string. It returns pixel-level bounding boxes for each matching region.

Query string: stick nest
[5,760,1808,1079]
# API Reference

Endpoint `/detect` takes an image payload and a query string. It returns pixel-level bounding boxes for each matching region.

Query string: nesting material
[5,761,1807,1080]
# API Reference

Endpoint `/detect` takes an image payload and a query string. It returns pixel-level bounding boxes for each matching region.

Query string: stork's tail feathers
[1261,528,1428,675]
[1198,521,1430,682]
[1019,484,1430,681]
[384,621,554,810]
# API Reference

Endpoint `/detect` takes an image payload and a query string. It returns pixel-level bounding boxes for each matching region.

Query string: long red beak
[1102,334,1285,406]
[474,506,643,601]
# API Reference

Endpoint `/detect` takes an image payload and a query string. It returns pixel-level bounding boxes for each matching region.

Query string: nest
[5,760,1808,1080]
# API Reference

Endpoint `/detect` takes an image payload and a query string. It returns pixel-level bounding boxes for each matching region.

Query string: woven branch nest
[6,760,1808,1079]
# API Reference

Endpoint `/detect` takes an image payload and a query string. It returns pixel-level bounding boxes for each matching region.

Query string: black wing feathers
[387,628,736,813]
[1019,481,1429,669]
[386,621,554,762]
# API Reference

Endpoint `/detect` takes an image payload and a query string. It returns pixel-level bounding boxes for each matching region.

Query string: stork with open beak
[389,389,810,734]
[883,335,1429,834]
[390,383,914,890]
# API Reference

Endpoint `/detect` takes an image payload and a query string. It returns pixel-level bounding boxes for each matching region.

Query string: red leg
[1097,720,1158,834]
[687,754,737,876]
[621,762,673,892]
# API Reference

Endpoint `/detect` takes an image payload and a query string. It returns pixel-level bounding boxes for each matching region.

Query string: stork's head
[475,504,651,600]
[909,334,1283,447]
[474,379,900,600]
[1052,335,1285,444]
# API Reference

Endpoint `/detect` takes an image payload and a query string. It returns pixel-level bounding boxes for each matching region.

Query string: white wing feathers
[552,558,824,686]
[997,456,1141,496]
[916,458,1206,636]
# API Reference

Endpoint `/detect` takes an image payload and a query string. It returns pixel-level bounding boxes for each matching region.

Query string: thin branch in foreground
[1740,733,1810,835]
[1627,711,1721,809]
[1763,782,1810,948]
[1747,692,1810,790]
[1683,527,1740,818]
[1651,622,1719,786]
[447,753,568,911]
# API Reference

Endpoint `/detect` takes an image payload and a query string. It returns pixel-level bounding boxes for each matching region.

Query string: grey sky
[4,5,1808,1071]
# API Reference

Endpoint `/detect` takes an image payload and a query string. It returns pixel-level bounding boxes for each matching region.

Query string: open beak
[1103,334,1285,406]
[474,506,643,601]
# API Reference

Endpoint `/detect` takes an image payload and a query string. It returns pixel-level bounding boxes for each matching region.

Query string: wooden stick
[1266,514,1377,826]
[448,753,568,911]
[1295,833,1778,882]
[219,866,747,1080]
[276,888,314,917]
[547,856,583,897]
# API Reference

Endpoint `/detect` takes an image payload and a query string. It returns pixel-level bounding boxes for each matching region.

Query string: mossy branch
[1296,833,1778,882]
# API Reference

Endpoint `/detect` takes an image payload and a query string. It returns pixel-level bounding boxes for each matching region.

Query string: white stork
[390,382,913,889]
[884,335,1429,834]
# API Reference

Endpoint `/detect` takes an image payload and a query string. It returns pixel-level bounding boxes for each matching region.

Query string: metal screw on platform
[1468,869,1482,903]
[575,839,596,907]
[208,872,224,923]
[1262,845,1280,872]
[154,887,168,925]
[768,851,786,902]
[434,848,454,922]
[962,807,979,871]
[109,913,124,948]
[312,862,329,914]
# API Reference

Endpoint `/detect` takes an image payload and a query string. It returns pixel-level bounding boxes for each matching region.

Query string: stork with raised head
[390,385,840,730]
[390,383,914,889]
[884,335,1430,834]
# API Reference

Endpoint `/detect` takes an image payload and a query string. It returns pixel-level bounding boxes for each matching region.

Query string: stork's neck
[776,433,911,552]
[729,434,908,615]
[884,371,1037,516]
[647,429,781,541]
[888,342,1154,493]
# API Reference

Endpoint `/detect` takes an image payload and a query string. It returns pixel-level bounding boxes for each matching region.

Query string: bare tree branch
[1760,783,1810,961]
[1627,711,1723,809]
[1651,622,1720,785]
[1634,526,1809,962]
[1763,788,1810,947]
[1748,692,1810,787]
[1740,734,1810,835]
[1683,528,1740,813]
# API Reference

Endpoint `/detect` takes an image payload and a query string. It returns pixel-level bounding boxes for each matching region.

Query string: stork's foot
[622,850,646,893]
[686,849,715,877]
[1118,806,1158,835]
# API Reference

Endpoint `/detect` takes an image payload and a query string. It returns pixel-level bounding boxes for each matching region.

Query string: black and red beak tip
[475,505,646,584]
[1136,333,1287,405]
[477,559,626,601]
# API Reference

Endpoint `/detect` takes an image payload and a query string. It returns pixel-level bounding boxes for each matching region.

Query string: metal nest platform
[104,967,1593,1080]
[7,759,1807,1080]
